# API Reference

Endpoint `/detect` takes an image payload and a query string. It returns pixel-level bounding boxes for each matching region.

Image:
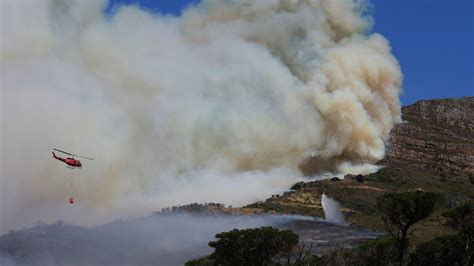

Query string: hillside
[245,97,474,243]
[383,97,474,180]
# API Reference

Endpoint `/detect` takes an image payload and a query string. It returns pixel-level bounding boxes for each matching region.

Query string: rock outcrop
[382,97,474,179]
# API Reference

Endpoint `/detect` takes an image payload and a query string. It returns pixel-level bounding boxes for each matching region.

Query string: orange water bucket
[69,197,75,204]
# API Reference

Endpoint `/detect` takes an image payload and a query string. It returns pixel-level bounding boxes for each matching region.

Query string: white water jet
[321,193,345,223]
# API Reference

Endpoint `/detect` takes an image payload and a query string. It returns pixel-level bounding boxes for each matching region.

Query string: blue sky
[370,0,473,104]
[106,0,473,105]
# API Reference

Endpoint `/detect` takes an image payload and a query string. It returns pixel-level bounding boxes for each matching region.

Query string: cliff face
[382,97,474,179]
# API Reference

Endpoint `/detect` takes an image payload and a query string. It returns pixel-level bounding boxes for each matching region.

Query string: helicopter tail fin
[52,151,57,158]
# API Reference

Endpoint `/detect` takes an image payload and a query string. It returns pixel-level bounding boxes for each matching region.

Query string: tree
[210,226,298,266]
[442,202,473,265]
[186,226,299,266]
[376,191,444,265]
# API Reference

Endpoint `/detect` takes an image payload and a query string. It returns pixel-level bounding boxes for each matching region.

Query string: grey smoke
[0,214,289,266]
[0,213,381,266]
[1,0,402,232]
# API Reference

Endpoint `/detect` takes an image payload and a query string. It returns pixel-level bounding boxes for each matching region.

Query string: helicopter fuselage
[52,152,82,168]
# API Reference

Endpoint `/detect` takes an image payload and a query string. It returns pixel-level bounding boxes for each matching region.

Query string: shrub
[409,234,466,266]
[347,237,398,266]
[291,182,305,190]
[442,202,473,238]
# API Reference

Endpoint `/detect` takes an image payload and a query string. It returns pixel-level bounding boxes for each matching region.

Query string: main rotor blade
[53,148,73,156]
[75,155,93,160]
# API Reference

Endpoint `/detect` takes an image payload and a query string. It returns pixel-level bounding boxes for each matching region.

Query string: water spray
[321,192,345,223]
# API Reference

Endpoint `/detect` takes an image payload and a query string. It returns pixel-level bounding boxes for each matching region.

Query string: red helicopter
[52,148,93,204]
[52,148,93,168]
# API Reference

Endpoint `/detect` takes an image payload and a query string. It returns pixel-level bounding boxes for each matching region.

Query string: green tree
[210,226,298,266]
[186,226,299,266]
[376,191,444,265]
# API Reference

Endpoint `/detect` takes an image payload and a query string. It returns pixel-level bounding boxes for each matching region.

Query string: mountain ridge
[382,96,474,180]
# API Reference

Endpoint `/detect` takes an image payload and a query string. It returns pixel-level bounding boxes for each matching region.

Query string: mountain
[383,97,474,181]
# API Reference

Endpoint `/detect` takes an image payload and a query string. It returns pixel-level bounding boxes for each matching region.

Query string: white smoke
[0,0,402,232]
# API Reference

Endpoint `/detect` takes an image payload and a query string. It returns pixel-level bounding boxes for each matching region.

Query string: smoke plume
[0,0,402,232]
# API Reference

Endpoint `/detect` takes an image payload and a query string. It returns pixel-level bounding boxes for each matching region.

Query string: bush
[355,175,364,183]
[290,182,305,190]
[409,234,466,266]
[442,202,473,237]
[347,237,398,266]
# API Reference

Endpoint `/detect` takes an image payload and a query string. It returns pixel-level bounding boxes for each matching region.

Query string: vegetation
[185,194,474,265]
[210,226,298,265]
[245,164,473,238]
[409,234,466,266]
[321,195,472,266]
[443,202,473,264]
[240,172,473,265]
[442,202,473,242]
[185,226,325,266]
[408,203,473,265]
[376,191,444,265]
[345,236,398,265]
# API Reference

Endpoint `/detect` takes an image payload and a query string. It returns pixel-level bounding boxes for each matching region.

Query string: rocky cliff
[382,97,474,180]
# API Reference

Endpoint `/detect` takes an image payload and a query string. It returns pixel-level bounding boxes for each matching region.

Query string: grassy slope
[244,165,473,245]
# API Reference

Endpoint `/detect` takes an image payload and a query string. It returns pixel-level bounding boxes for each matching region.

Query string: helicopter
[52,148,93,204]
[52,148,93,168]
